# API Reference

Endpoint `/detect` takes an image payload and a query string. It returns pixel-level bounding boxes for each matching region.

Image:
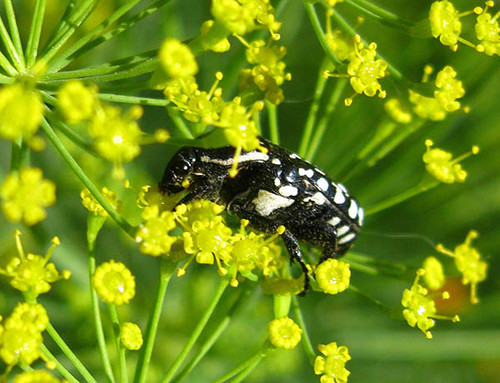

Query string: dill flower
[384,99,413,124]
[267,316,302,350]
[436,231,488,304]
[314,342,351,383]
[0,82,43,143]
[13,370,63,383]
[0,231,70,298]
[434,66,465,112]
[120,322,143,351]
[175,200,226,227]
[315,259,351,295]
[429,0,462,51]
[92,260,136,305]
[0,167,56,225]
[475,2,500,56]
[88,104,143,179]
[81,187,122,217]
[401,269,459,339]
[346,36,387,100]
[159,38,199,79]
[135,205,178,256]
[423,140,479,184]
[422,256,445,290]
[0,303,48,366]
[57,80,97,124]
[325,10,354,61]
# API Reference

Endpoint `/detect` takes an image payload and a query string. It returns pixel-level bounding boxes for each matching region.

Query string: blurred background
[0,0,499,382]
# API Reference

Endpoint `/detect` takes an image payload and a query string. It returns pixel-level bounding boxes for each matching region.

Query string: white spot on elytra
[274,178,281,187]
[289,153,300,159]
[338,233,356,245]
[303,192,326,205]
[299,168,314,178]
[337,183,348,195]
[334,187,346,204]
[272,158,281,165]
[358,207,364,226]
[317,177,329,192]
[279,185,298,197]
[252,190,294,217]
[348,200,358,219]
[327,217,341,227]
[337,225,350,236]
[200,151,269,166]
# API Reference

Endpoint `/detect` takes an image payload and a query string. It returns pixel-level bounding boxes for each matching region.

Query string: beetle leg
[280,230,310,296]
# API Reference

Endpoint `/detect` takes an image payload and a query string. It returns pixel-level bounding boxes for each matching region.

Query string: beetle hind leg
[281,230,310,296]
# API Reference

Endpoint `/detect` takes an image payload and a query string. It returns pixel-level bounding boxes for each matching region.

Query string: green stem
[266,101,279,145]
[306,78,347,161]
[230,353,265,383]
[9,139,30,172]
[133,259,176,383]
[40,119,136,236]
[46,323,98,383]
[2,0,25,68]
[298,59,328,157]
[303,1,342,66]
[87,216,116,383]
[348,284,392,314]
[25,0,46,67]
[212,348,267,383]
[0,16,23,71]
[0,50,17,76]
[160,277,230,383]
[167,106,194,139]
[40,344,80,383]
[291,296,315,365]
[109,305,128,383]
[365,178,439,216]
[344,0,414,31]
[97,93,169,107]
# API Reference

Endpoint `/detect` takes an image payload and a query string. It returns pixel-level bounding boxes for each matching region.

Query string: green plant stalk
[298,60,328,157]
[167,106,195,139]
[0,16,23,71]
[160,277,230,383]
[25,0,46,67]
[87,215,116,383]
[230,352,265,383]
[306,78,347,161]
[9,139,30,173]
[2,0,25,68]
[45,323,98,383]
[45,0,77,46]
[303,1,342,66]
[344,0,413,31]
[98,93,169,107]
[266,101,279,144]
[40,344,80,383]
[109,304,128,383]
[291,296,316,364]
[365,178,439,216]
[133,259,176,383]
[40,119,136,236]
[40,0,99,64]
[348,284,392,314]
[0,50,17,76]
[212,348,267,383]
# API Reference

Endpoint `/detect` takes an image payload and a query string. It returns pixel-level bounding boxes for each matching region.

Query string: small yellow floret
[314,342,351,383]
[13,370,63,383]
[422,256,445,290]
[92,260,136,305]
[135,205,177,256]
[429,1,462,51]
[0,167,56,225]
[316,259,351,295]
[384,99,412,124]
[267,316,302,350]
[57,80,97,123]
[159,38,198,78]
[81,187,122,217]
[120,322,143,350]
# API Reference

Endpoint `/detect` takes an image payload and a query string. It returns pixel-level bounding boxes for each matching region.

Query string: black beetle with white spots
[159,138,363,294]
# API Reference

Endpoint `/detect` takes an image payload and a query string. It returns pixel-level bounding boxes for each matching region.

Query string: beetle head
[159,147,198,194]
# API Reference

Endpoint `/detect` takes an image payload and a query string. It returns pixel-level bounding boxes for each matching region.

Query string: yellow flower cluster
[120,322,143,351]
[57,81,168,179]
[13,370,65,383]
[267,316,302,350]
[315,258,351,295]
[314,342,351,383]
[92,260,136,306]
[81,186,122,217]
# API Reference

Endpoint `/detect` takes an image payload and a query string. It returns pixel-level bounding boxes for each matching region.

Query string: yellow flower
[0,167,56,225]
[314,342,351,383]
[81,187,122,217]
[429,1,462,51]
[475,4,500,56]
[158,38,199,78]
[88,104,143,179]
[13,370,63,383]
[315,259,351,295]
[57,80,97,123]
[0,83,43,142]
[0,231,70,298]
[92,260,136,305]
[434,66,465,112]
[135,205,177,256]
[422,256,445,290]
[423,139,479,184]
[436,231,488,304]
[267,316,302,350]
[120,322,143,351]
[401,269,459,339]
[384,99,412,124]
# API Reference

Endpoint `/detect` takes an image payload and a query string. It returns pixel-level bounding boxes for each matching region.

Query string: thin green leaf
[25,0,46,67]
[2,0,25,68]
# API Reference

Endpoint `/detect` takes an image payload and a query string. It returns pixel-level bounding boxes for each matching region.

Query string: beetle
[159,138,363,293]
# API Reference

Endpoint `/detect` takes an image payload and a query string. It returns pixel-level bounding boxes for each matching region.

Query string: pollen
[0,167,56,226]
[267,316,302,350]
[314,342,351,383]
[92,260,136,305]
